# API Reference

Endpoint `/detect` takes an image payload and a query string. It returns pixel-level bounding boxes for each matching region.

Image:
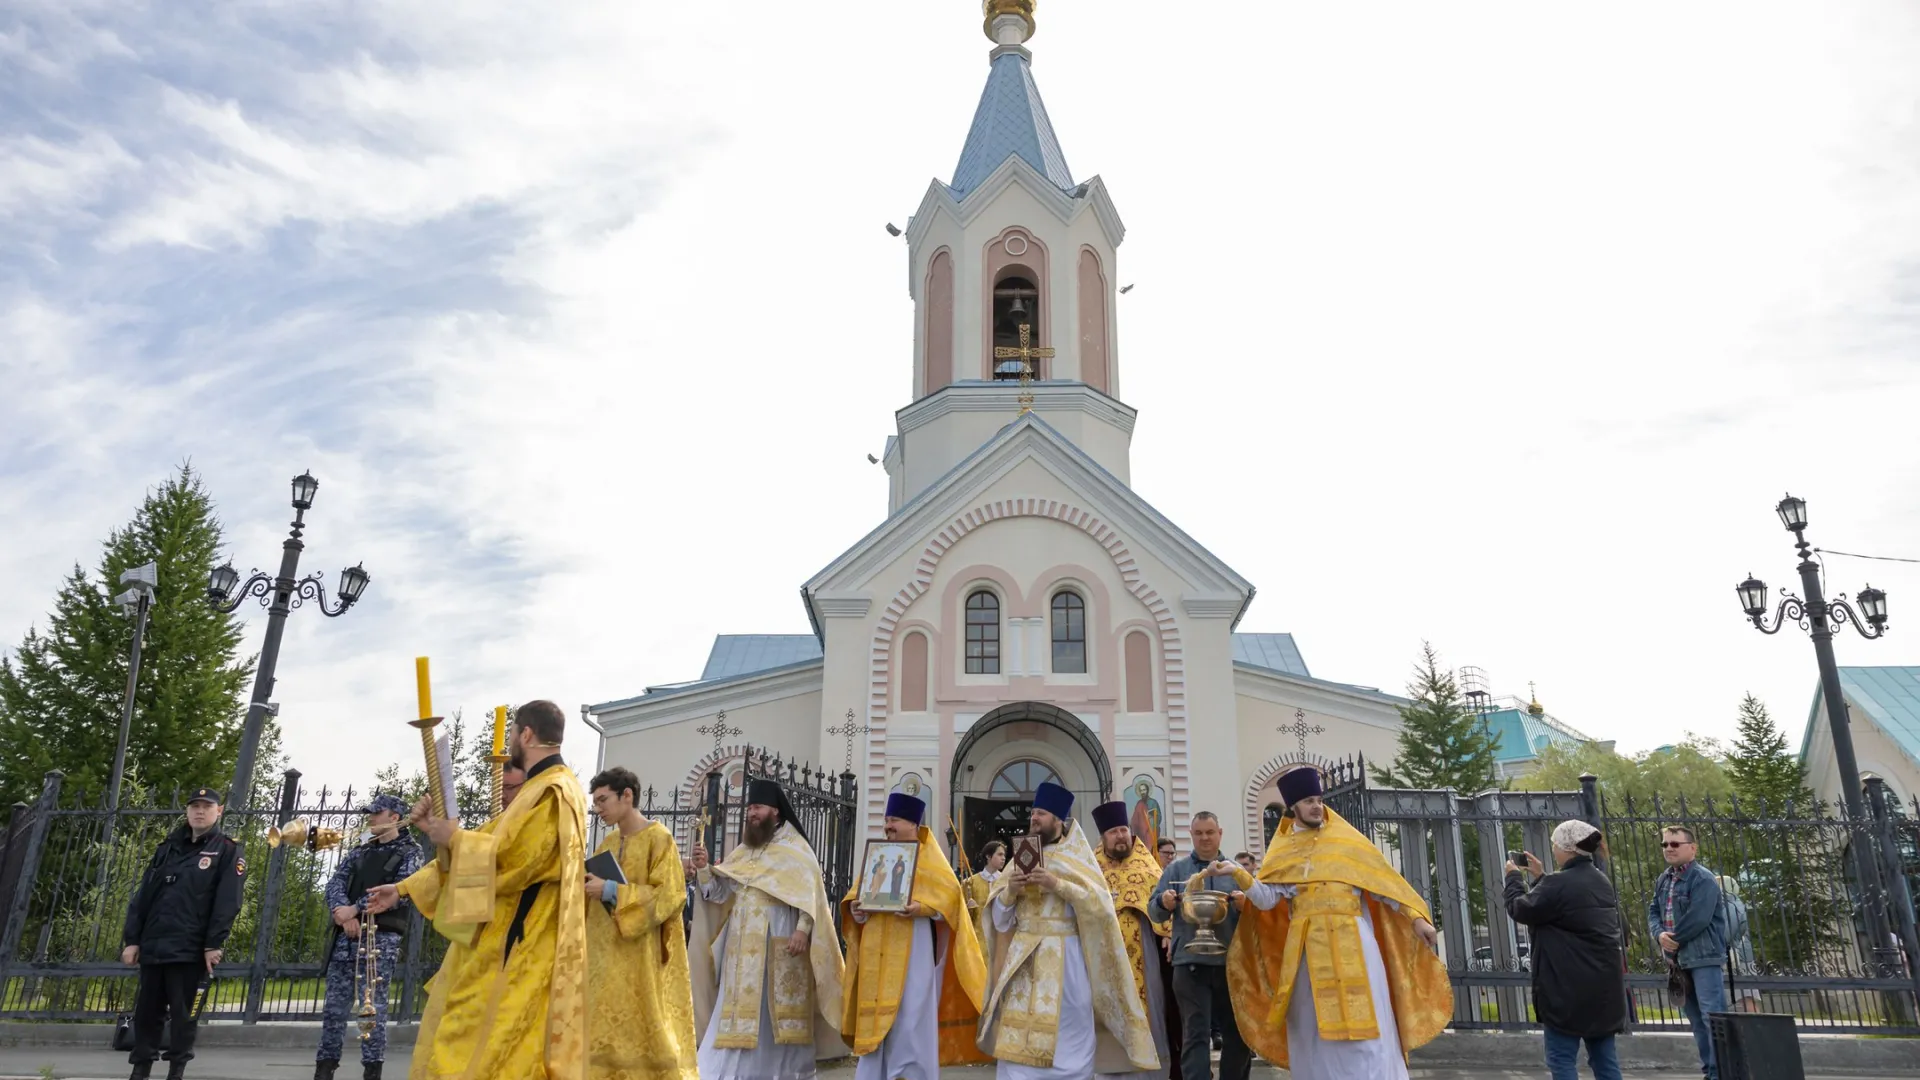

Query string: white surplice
[1277,885,1408,1080]
[853,913,946,1080]
[990,894,1097,1080]
[1095,906,1168,1080]
[696,873,819,1080]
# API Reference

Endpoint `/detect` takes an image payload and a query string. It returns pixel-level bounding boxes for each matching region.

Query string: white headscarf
[1550,818,1601,853]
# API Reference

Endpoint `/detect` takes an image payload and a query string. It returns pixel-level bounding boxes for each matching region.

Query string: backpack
[1723,895,1749,946]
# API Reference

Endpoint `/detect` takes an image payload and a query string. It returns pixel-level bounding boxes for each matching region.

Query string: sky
[4,1,1918,797]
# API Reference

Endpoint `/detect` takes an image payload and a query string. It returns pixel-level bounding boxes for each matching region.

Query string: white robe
[1095,907,1169,1080]
[991,894,1097,1080]
[1277,885,1408,1080]
[853,913,945,1080]
[696,873,819,1080]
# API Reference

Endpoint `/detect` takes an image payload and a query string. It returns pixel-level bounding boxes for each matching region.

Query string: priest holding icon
[840,791,989,1080]
[977,782,1158,1080]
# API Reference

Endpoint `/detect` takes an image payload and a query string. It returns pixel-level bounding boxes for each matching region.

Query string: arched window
[991,273,1042,380]
[1263,803,1286,846]
[990,759,1062,797]
[1051,591,1086,673]
[964,590,1001,674]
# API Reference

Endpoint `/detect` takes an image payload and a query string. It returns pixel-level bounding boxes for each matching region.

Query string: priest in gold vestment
[689,779,846,1080]
[978,782,1158,1080]
[368,700,588,1080]
[840,792,989,1080]
[584,766,697,1080]
[1091,802,1170,1080]
[1226,767,1451,1080]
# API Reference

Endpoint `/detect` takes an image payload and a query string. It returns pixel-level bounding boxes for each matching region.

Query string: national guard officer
[121,786,245,1080]
[315,794,422,1080]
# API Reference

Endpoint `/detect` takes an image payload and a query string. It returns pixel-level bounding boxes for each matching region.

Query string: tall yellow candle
[414,657,433,719]
[492,705,508,756]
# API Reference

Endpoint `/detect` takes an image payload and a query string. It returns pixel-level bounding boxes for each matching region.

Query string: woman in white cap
[1504,820,1628,1080]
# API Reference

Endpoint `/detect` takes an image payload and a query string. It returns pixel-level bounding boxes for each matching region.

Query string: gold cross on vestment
[993,323,1054,414]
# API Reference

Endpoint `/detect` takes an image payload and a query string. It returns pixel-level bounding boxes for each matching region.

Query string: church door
[963,797,1031,866]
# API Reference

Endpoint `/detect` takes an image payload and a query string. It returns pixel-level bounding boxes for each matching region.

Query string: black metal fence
[1323,757,1920,1035]
[0,748,858,1024]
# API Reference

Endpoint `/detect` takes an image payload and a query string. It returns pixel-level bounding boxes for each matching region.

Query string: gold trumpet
[267,818,344,851]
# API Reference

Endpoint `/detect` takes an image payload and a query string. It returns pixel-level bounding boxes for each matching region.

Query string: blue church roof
[1801,666,1920,772]
[1232,633,1311,678]
[1482,706,1588,763]
[702,635,823,680]
[950,49,1074,197]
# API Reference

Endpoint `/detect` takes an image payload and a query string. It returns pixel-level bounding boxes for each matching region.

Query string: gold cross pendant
[992,323,1055,415]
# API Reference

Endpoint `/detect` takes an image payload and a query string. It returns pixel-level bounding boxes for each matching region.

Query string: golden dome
[984,0,1037,43]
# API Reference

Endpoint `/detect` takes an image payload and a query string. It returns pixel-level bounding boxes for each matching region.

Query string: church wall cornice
[593,662,824,738]
[896,382,1137,436]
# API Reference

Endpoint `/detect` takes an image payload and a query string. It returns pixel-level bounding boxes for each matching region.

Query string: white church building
[589,3,1417,857]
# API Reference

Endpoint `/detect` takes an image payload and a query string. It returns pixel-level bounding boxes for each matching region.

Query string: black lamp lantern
[291,471,320,511]
[1775,493,1807,532]
[1856,585,1888,629]
[207,562,240,604]
[1735,576,1769,619]
[338,562,371,607]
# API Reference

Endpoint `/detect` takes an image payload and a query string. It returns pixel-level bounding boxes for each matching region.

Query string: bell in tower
[991,276,1041,380]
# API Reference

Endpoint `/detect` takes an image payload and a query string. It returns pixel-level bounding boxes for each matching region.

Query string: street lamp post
[209,472,369,813]
[1735,492,1904,976]
[107,562,158,816]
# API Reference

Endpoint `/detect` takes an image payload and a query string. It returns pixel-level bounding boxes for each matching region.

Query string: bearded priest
[1091,801,1172,1080]
[978,782,1158,1080]
[1225,767,1452,1080]
[840,792,989,1080]
[689,779,846,1080]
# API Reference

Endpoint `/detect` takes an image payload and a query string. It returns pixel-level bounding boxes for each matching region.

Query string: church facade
[589,4,1413,857]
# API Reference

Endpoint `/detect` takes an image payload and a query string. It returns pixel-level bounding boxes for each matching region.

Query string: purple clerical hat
[1276,766,1323,808]
[1091,800,1128,834]
[884,791,925,825]
[1032,781,1074,821]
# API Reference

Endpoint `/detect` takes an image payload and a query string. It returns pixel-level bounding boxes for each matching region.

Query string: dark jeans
[1680,964,1728,1080]
[1171,964,1249,1080]
[130,962,201,1064]
[1161,943,1182,1080]
[1544,1028,1622,1080]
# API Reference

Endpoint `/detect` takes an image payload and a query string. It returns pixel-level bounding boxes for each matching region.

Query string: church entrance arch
[950,702,1111,866]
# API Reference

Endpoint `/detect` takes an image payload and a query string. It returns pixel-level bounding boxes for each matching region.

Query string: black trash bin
[1708,1012,1804,1080]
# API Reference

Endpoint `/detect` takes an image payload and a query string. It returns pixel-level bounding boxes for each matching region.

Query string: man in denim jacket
[1645,826,1727,1080]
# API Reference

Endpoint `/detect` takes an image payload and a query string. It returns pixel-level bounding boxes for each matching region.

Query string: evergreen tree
[0,465,261,809]
[1725,693,1816,813]
[372,709,500,828]
[1370,642,1502,793]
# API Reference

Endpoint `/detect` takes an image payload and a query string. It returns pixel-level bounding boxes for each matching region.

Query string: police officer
[121,786,245,1080]
[315,794,423,1080]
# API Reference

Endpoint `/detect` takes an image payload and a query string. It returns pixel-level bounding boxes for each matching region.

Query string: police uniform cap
[186,786,223,806]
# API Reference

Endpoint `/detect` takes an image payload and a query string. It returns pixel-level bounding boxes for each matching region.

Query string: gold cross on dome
[993,323,1054,415]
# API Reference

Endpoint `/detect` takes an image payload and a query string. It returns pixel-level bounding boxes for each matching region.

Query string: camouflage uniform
[317,798,422,1075]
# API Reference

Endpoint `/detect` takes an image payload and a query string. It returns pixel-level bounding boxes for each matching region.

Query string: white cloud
[3,0,1918,796]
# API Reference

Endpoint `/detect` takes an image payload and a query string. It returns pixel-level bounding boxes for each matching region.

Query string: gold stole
[1097,844,1162,1011]
[713,888,814,1047]
[838,827,988,1063]
[1224,808,1453,1068]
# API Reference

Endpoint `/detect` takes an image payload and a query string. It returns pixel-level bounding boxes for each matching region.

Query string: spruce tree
[1725,693,1816,813]
[1370,642,1502,793]
[0,465,258,808]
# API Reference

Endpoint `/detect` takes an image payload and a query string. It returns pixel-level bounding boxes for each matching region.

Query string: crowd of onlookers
[1502,820,1764,1080]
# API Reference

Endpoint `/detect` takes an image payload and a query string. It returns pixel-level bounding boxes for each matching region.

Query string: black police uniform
[122,794,246,1077]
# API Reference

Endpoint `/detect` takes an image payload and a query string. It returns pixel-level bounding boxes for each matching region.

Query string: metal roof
[1231,633,1310,678]
[1482,706,1588,764]
[950,50,1074,197]
[1802,666,1920,771]
[701,635,824,680]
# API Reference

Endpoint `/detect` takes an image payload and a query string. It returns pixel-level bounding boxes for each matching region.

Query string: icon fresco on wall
[1123,773,1165,850]
[891,771,931,804]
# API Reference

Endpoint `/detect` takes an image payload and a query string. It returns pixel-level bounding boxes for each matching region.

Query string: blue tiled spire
[950,49,1074,198]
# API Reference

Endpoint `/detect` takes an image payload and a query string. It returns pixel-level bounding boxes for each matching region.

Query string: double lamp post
[1734,493,1911,979]
[206,471,370,814]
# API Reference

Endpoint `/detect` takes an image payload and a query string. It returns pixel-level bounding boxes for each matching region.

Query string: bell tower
[885,1,1134,513]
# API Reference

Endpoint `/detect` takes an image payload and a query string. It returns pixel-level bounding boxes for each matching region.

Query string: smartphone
[1508,850,1527,866]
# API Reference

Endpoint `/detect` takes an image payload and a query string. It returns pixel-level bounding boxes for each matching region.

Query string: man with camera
[1504,821,1627,1080]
